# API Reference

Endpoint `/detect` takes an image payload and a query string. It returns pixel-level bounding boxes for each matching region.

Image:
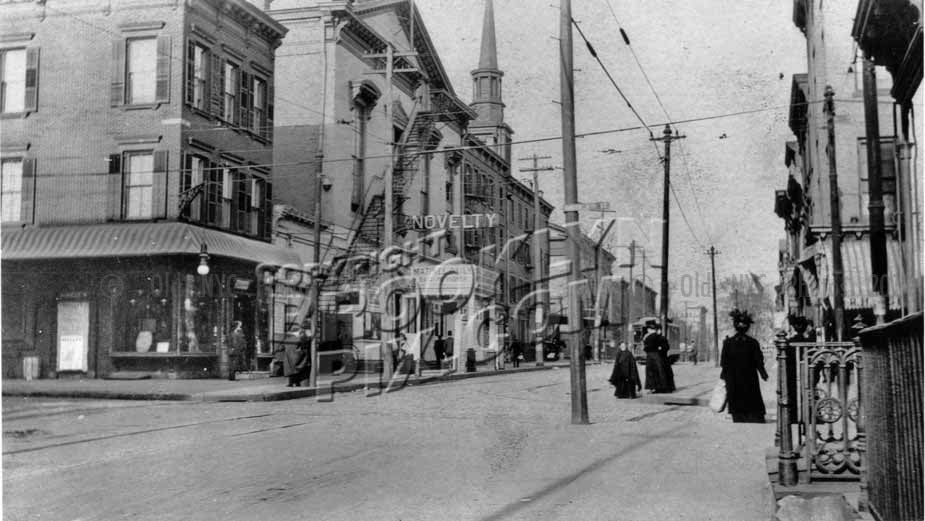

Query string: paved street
[3,363,775,521]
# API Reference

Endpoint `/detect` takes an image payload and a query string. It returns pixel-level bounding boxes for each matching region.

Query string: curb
[3,364,561,403]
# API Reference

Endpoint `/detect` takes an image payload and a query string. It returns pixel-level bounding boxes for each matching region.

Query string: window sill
[0,111,33,119]
[109,352,217,358]
[121,103,163,111]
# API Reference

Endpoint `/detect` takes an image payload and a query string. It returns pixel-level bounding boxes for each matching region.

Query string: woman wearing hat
[643,320,676,393]
[720,309,769,423]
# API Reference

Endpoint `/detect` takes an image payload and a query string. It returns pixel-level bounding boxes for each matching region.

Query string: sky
[416,0,807,314]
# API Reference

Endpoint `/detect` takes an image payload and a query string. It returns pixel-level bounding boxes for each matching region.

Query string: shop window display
[119,274,173,353]
[180,274,219,353]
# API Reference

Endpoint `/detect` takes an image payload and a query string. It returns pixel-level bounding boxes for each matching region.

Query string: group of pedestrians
[607,309,771,425]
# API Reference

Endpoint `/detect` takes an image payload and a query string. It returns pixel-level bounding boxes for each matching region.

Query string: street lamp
[197,244,210,276]
[309,170,329,389]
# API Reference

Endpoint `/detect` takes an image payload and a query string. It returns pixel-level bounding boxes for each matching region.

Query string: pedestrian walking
[282,328,311,387]
[643,320,676,393]
[609,341,641,399]
[433,333,446,364]
[689,340,698,365]
[512,341,523,368]
[227,321,247,381]
[720,309,769,423]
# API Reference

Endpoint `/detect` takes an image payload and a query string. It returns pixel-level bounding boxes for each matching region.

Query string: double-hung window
[113,35,169,106]
[126,38,157,105]
[252,77,265,134]
[1,158,23,222]
[187,42,208,111]
[182,155,208,221]
[124,152,154,219]
[1,49,25,114]
[223,62,238,123]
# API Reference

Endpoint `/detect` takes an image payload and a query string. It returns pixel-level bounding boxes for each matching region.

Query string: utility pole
[519,154,554,366]
[824,86,846,340]
[366,40,420,382]
[707,246,720,367]
[560,0,588,424]
[651,125,685,333]
[861,57,889,324]
[620,241,636,348]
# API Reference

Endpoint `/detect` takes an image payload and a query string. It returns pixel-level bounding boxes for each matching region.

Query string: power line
[600,0,671,122]
[19,99,828,182]
[570,18,662,159]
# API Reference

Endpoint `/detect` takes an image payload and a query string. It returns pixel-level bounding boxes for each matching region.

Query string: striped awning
[819,237,904,311]
[1,222,301,266]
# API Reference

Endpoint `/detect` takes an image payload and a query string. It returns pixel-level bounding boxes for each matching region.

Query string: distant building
[547,223,617,356]
[0,0,288,379]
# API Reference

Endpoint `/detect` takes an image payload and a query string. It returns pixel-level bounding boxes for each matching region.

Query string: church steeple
[470,0,512,162]
[477,0,498,70]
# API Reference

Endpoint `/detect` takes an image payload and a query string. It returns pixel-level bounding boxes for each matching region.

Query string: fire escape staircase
[339,96,436,269]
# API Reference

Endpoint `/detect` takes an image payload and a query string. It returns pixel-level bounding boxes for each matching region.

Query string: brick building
[1,0,289,379]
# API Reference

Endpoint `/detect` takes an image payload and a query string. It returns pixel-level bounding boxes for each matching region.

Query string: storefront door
[57,299,90,372]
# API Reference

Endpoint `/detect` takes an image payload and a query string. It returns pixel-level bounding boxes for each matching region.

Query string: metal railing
[858,312,923,521]
[775,333,864,486]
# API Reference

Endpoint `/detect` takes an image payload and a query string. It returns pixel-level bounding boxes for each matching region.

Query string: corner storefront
[1,223,299,379]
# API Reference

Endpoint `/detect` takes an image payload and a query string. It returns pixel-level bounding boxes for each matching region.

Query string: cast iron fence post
[776,330,798,485]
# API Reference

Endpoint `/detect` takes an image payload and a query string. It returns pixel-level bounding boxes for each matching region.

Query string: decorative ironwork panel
[794,341,862,479]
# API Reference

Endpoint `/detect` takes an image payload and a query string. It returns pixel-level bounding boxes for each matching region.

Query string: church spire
[470,0,512,162]
[478,0,498,70]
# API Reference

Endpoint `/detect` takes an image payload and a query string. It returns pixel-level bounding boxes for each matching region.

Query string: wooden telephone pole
[650,125,685,333]
[519,154,554,366]
[560,0,588,424]
[707,246,720,367]
[365,24,419,381]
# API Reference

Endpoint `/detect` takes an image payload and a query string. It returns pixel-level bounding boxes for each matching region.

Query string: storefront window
[118,273,173,353]
[180,274,220,353]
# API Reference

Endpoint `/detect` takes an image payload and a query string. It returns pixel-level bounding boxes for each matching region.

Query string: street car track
[2,413,273,455]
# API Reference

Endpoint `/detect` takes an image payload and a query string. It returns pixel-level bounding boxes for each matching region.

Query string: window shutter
[111,40,125,106]
[263,181,273,240]
[24,47,39,112]
[211,168,223,226]
[211,53,224,117]
[180,152,190,220]
[239,71,250,130]
[107,154,123,219]
[20,158,35,223]
[265,80,274,140]
[185,41,194,106]
[152,150,168,219]
[155,35,171,103]
[243,174,253,234]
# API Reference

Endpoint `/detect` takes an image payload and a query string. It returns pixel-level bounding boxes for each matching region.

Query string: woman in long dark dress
[643,321,676,393]
[283,328,311,387]
[720,309,769,423]
[609,342,641,398]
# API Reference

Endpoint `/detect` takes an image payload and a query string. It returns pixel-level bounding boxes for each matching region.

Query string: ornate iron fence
[775,334,864,486]
[859,312,923,521]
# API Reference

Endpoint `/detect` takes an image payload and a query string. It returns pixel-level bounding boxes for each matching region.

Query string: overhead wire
[570,18,663,159]
[599,2,714,245]
[25,100,827,183]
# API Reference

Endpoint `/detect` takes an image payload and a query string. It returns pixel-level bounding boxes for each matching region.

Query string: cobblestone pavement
[3,363,775,521]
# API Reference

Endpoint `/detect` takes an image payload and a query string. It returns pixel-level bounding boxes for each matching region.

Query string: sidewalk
[2,362,569,402]
[2,359,739,405]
